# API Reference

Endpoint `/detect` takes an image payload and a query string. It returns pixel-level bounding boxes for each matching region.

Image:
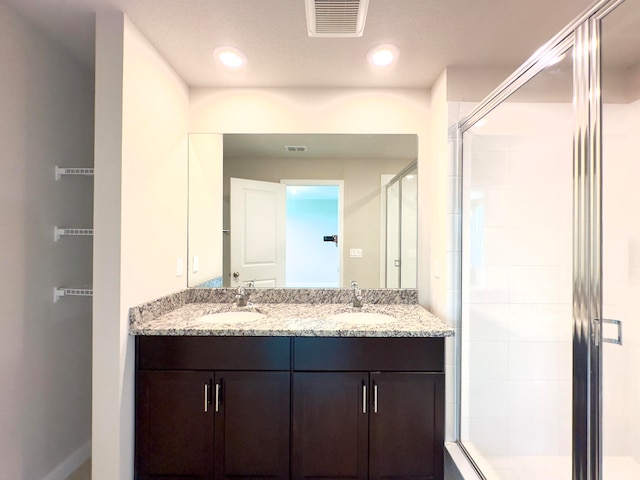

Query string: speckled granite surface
[129,288,453,338]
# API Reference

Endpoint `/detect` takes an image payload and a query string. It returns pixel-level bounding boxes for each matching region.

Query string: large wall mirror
[188,133,418,289]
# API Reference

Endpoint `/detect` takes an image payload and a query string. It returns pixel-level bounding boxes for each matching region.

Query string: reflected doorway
[282,180,344,288]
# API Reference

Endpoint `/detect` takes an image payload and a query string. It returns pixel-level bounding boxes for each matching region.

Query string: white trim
[41,441,91,480]
[280,179,345,288]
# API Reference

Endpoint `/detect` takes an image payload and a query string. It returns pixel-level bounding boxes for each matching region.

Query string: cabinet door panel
[292,372,368,480]
[136,370,213,479]
[369,372,444,480]
[214,371,290,479]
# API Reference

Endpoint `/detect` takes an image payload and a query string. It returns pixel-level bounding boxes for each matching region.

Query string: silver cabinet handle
[215,383,221,412]
[362,383,367,414]
[204,383,210,413]
[373,383,378,414]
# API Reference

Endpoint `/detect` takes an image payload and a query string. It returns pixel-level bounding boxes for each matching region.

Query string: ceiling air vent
[305,0,369,37]
[285,146,308,152]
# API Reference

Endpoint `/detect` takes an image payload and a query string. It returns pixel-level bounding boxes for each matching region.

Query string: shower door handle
[601,318,623,346]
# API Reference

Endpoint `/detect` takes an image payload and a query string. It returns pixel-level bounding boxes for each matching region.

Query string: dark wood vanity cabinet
[292,338,445,480]
[135,336,291,480]
[135,335,444,480]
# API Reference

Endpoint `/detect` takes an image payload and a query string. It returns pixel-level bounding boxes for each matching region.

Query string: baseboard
[41,440,91,480]
[445,442,483,480]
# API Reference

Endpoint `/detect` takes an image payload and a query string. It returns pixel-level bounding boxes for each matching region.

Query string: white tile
[445,289,461,327]
[508,380,559,419]
[507,187,572,229]
[468,380,509,418]
[508,414,559,456]
[445,402,457,442]
[446,213,461,253]
[507,227,572,267]
[445,365,456,405]
[468,342,509,380]
[482,228,512,266]
[467,417,509,456]
[508,266,572,304]
[446,252,461,291]
[508,304,572,342]
[447,176,461,214]
[508,342,559,380]
[469,150,511,188]
[482,188,515,228]
[467,303,509,341]
[469,266,509,303]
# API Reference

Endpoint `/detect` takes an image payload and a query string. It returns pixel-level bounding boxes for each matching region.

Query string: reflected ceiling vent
[285,146,308,152]
[305,0,369,37]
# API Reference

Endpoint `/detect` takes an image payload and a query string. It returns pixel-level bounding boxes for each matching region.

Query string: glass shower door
[460,46,575,479]
[600,1,640,478]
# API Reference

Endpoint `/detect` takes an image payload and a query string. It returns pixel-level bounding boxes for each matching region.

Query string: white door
[230,178,286,287]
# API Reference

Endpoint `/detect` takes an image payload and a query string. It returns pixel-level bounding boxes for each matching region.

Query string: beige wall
[225,156,411,288]
[93,11,189,479]
[0,3,94,479]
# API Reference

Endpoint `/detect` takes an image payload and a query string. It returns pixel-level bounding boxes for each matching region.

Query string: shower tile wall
[602,101,640,463]
[461,128,573,457]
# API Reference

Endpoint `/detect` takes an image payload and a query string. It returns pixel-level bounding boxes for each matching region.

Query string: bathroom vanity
[130,288,453,480]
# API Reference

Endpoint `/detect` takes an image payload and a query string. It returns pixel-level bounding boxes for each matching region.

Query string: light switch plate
[350,248,363,258]
[193,255,199,273]
[176,257,184,276]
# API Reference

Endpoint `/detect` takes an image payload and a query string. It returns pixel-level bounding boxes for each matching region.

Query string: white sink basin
[329,311,395,325]
[197,311,265,324]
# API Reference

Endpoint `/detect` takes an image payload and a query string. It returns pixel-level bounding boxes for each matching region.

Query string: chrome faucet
[235,285,250,307]
[350,280,364,308]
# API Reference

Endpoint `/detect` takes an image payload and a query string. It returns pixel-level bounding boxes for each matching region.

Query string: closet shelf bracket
[54,286,93,303]
[55,166,94,181]
[54,227,94,242]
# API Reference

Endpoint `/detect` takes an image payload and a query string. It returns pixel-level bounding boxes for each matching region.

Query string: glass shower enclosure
[453,0,639,478]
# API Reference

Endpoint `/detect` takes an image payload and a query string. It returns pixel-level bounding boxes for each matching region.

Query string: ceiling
[3,0,598,89]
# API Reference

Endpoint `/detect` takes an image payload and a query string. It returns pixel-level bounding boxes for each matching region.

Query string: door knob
[233,272,240,278]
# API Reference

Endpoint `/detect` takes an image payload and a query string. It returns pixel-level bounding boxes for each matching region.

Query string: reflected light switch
[193,255,199,273]
[350,248,363,258]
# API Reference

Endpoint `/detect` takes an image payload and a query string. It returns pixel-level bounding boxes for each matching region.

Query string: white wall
[93,11,189,479]
[0,3,94,479]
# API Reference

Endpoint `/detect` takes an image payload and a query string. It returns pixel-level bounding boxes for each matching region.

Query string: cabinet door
[369,372,444,480]
[136,370,214,479]
[214,371,290,479]
[292,372,368,480]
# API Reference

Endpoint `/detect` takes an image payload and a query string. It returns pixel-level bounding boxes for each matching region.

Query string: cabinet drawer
[137,336,291,370]
[293,337,444,372]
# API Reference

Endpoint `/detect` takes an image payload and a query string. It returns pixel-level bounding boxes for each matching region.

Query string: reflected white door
[230,178,286,287]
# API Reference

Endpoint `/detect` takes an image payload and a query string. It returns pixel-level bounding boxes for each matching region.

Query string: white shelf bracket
[54,286,93,303]
[55,165,94,181]
[54,226,94,242]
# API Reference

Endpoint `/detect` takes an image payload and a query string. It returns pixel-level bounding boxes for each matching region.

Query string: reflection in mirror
[187,133,418,289]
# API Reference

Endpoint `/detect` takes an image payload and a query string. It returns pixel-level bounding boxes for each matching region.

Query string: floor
[67,458,91,480]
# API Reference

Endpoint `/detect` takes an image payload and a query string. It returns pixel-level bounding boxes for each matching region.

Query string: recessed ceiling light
[367,44,399,70]
[214,46,247,69]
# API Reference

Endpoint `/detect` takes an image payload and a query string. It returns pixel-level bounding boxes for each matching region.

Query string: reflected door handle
[233,272,239,279]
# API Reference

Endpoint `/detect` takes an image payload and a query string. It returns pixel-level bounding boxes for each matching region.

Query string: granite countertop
[129,288,454,338]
